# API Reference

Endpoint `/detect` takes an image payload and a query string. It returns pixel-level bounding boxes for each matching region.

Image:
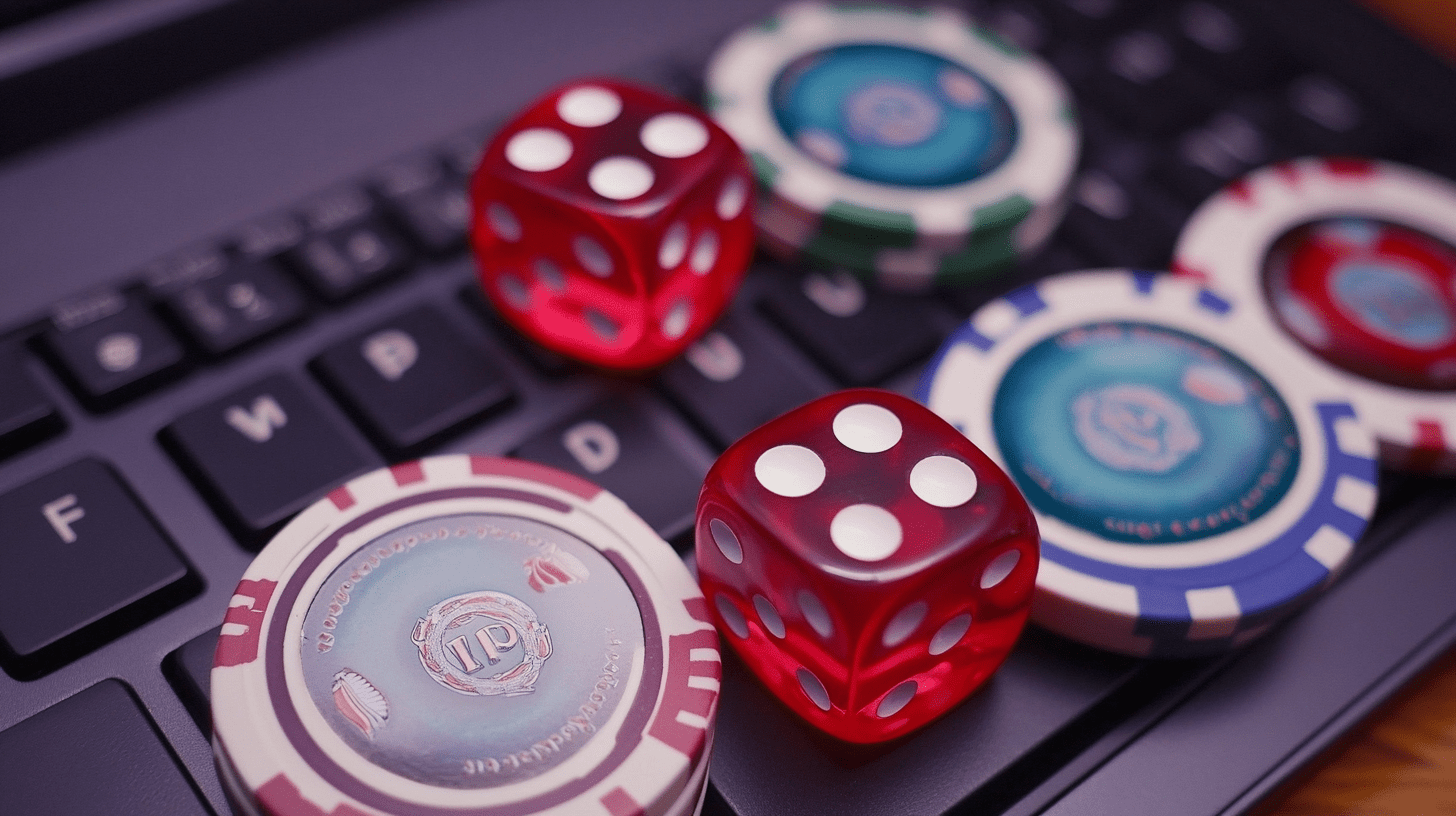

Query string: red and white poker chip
[1174,157,1456,471]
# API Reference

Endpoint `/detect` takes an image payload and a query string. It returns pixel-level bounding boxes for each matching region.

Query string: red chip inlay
[683,595,712,624]
[327,486,356,511]
[1415,420,1444,450]
[647,628,720,760]
[470,455,602,499]
[1226,177,1254,204]
[256,774,373,816]
[1273,159,1301,186]
[1324,156,1376,178]
[214,579,276,668]
[601,787,645,816]
[391,460,426,486]
[1169,260,1207,281]
[1409,420,1447,470]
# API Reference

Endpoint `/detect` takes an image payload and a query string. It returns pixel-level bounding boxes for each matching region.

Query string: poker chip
[917,270,1379,658]
[211,455,720,816]
[755,196,1022,288]
[706,1,1077,288]
[1173,157,1456,472]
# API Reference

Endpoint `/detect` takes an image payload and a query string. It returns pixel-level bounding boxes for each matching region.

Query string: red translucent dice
[470,78,755,369]
[696,389,1039,743]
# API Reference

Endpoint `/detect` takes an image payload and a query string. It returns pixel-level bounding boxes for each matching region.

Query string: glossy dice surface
[696,389,1039,743]
[470,79,755,369]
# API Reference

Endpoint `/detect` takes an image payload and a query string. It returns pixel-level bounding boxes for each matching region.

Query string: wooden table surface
[1250,644,1456,814]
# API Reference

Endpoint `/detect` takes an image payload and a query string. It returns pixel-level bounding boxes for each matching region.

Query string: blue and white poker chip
[917,270,1379,657]
[211,455,719,816]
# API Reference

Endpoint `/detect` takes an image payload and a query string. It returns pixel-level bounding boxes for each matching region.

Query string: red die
[469,79,755,369]
[696,389,1038,743]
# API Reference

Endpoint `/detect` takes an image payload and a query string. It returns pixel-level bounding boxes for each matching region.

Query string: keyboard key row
[0,108,973,677]
[10,144,479,421]
[12,276,867,562]
[151,265,958,548]
[164,303,523,536]
[11,255,958,555]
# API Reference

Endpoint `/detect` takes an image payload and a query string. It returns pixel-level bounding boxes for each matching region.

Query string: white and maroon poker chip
[211,455,720,816]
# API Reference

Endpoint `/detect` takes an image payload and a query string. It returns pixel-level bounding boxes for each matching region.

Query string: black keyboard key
[1154,106,1281,204]
[757,270,948,386]
[1278,73,1403,156]
[0,680,210,816]
[1062,169,1189,268]
[375,156,472,256]
[288,187,412,301]
[42,290,187,410]
[1039,0,1136,40]
[439,125,492,178]
[1165,1,1290,90]
[460,285,575,376]
[312,305,515,454]
[142,242,229,291]
[166,626,220,730]
[231,211,305,261]
[159,257,308,356]
[162,374,381,542]
[657,313,829,447]
[978,2,1053,54]
[0,346,63,459]
[942,239,1090,317]
[1087,30,1222,134]
[513,398,703,536]
[1079,107,1174,184]
[0,460,195,677]
[701,783,736,816]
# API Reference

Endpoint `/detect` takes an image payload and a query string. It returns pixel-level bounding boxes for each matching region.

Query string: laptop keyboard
[1,0,1455,813]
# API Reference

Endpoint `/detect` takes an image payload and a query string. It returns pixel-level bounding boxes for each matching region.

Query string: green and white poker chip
[706,1,1078,287]
[757,195,1024,287]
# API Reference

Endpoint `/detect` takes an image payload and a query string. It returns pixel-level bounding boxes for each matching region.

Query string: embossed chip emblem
[332,669,389,739]
[412,591,553,697]
[524,545,590,592]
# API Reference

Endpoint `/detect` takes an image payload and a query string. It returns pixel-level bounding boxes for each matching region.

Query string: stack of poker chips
[706,2,1079,290]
